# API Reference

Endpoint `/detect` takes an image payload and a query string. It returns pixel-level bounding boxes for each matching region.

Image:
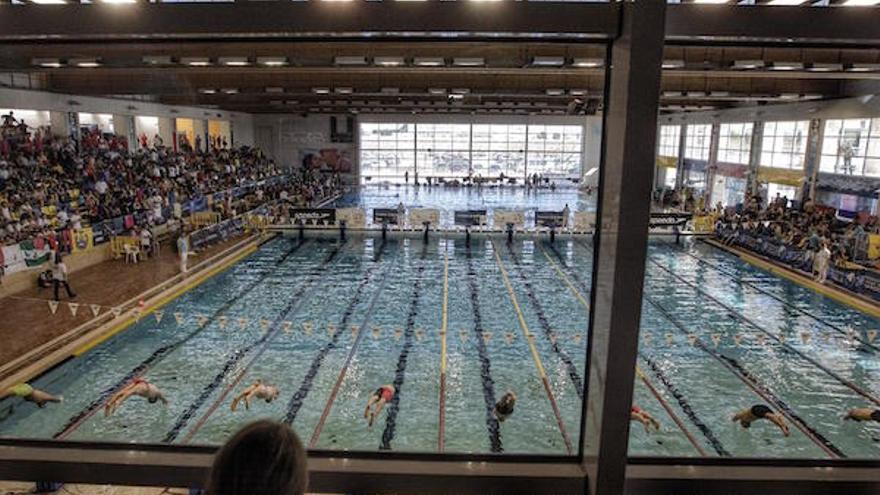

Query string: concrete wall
[0,87,254,147]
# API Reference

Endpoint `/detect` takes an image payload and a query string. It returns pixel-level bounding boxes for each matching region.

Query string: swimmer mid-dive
[1,383,62,408]
[494,391,517,422]
[364,384,395,427]
[631,406,660,432]
[732,404,790,436]
[231,380,279,411]
[104,378,167,416]
[844,407,880,423]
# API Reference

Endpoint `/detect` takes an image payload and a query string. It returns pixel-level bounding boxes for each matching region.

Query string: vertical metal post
[705,122,721,206]
[804,118,824,203]
[747,120,764,199]
[674,124,687,191]
[582,3,666,495]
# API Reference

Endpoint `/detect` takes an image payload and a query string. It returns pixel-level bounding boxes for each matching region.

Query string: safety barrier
[190,211,222,229]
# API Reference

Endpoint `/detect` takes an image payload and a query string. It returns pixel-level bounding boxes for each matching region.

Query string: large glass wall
[359,122,583,182]
[820,118,880,177]
[658,124,681,158]
[759,120,809,169]
[717,123,753,164]
[684,124,712,161]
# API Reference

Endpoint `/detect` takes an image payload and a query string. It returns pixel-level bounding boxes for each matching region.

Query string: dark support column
[675,124,687,191]
[804,118,823,203]
[705,123,721,206]
[747,121,764,199]
[582,3,666,495]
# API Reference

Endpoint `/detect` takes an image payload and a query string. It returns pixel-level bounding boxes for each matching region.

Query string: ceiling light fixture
[257,57,289,67]
[662,59,686,69]
[428,88,446,95]
[847,63,880,72]
[181,57,211,67]
[413,57,445,67]
[453,57,485,67]
[809,62,844,72]
[70,58,102,68]
[221,88,239,95]
[545,89,565,96]
[770,61,804,71]
[531,56,565,67]
[571,58,604,68]
[218,57,250,67]
[32,58,64,68]
[312,87,331,94]
[198,88,217,95]
[335,87,354,94]
[374,56,405,67]
[732,59,764,70]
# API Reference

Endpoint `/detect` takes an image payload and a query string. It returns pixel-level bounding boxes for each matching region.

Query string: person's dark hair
[206,420,307,495]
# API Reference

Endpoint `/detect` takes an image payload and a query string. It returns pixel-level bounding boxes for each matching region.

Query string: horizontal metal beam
[0,440,586,495]
[0,3,618,43]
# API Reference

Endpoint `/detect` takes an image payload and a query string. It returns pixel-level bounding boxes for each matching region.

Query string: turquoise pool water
[1,188,879,459]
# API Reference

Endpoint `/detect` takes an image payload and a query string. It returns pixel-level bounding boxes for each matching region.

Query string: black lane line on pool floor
[645,295,846,458]
[638,352,731,457]
[681,242,879,354]
[504,243,584,399]
[283,239,389,426]
[379,242,428,451]
[162,242,347,443]
[308,245,394,448]
[648,258,880,408]
[465,244,503,454]
[51,237,309,439]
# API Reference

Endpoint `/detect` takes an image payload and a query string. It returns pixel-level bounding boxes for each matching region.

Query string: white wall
[0,108,51,128]
[0,87,254,147]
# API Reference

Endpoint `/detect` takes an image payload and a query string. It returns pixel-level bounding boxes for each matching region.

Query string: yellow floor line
[704,239,880,319]
[73,243,259,356]
[490,239,573,455]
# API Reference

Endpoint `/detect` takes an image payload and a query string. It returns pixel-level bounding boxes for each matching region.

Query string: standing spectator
[52,254,76,301]
[177,233,189,274]
[814,242,832,284]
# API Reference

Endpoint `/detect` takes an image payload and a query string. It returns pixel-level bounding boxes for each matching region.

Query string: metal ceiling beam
[0,2,618,43]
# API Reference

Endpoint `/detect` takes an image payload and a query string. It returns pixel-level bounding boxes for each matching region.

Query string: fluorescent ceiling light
[221,88,238,95]
[848,63,880,72]
[569,89,588,96]
[779,93,799,100]
[686,91,707,97]
[374,56,405,67]
[32,58,63,68]
[733,59,764,69]
[453,57,484,67]
[181,57,211,67]
[545,89,565,96]
[662,91,684,97]
[843,0,880,5]
[257,57,288,67]
[99,0,136,4]
[143,55,173,66]
[770,61,804,71]
[30,0,67,4]
[571,57,603,68]
[218,57,250,67]
[531,56,565,67]
[693,0,729,3]
[312,87,330,94]
[198,88,217,95]
[809,62,843,72]
[334,56,368,66]
[265,87,284,93]
[427,88,446,95]
[450,88,470,94]
[662,59,685,69]
[766,0,808,4]
[413,57,445,67]
[448,94,465,100]
[70,58,101,68]
[335,87,354,94]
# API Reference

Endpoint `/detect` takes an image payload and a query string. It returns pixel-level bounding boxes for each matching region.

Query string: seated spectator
[206,420,308,495]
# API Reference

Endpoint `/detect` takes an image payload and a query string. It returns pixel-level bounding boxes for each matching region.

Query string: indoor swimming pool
[2,231,880,459]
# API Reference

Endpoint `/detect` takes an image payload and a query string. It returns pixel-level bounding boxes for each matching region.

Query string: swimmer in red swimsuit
[631,405,661,432]
[364,384,395,427]
[104,378,167,416]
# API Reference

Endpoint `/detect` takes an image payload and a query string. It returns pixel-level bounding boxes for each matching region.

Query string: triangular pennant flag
[711,334,722,347]
[801,332,811,344]
[372,326,382,339]
[327,324,337,337]
[112,306,123,318]
[260,318,269,330]
[173,311,183,324]
[482,331,492,344]
[394,328,403,341]
[868,330,878,343]
[90,304,102,317]
[415,328,425,342]
[687,334,697,346]
[756,334,766,346]
[459,330,469,343]
[665,333,674,345]
[283,321,293,334]
[504,332,515,345]
[572,333,582,344]
[237,317,248,329]
[351,325,360,337]
[48,300,59,315]
[154,310,164,324]
[218,316,228,329]
[68,302,79,317]
[302,322,313,334]
[196,315,209,327]
[734,334,744,346]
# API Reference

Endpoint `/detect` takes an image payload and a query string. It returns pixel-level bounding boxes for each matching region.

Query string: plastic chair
[123,243,141,264]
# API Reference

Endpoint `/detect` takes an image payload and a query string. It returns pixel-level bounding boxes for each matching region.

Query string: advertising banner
[535,211,565,228]
[373,208,401,225]
[290,208,336,226]
[454,210,488,227]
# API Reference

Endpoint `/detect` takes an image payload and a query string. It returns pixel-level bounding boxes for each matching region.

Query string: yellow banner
[72,228,94,253]
[757,167,803,187]
[656,156,677,169]
[869,234,880,260]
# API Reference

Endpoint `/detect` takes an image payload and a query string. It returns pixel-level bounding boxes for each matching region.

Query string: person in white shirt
[140,227,153,258]
[52,255,76,301]
[177,234,189,274]
[69,212,82,230]
[94,179,108,195]
[814,242,832,284]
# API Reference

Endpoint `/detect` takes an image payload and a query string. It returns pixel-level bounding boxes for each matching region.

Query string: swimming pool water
[1,190,880,459]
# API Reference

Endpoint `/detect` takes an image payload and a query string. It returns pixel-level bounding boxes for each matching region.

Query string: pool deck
[0,237,244,366]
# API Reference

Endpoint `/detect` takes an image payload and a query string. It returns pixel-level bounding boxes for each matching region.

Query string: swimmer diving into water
[732,404,790,436]
[364,384,395,427]
[104,378,167,416]
[1,383,62,408]
[231,380,279,411]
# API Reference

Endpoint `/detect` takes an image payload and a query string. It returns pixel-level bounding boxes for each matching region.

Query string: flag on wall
[19,239,51,267]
